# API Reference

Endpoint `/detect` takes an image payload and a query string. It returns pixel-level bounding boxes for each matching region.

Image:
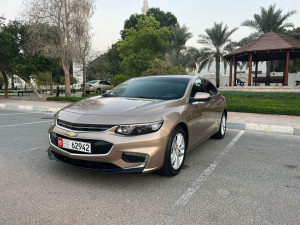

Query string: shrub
[111,74,130,86]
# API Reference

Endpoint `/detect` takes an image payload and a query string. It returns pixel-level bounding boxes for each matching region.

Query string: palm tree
[165,24,198,70]
[197,22,237,87]
[241,4,296,81]
[169,24,192,54]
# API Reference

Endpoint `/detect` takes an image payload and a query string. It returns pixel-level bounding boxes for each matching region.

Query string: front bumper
[48,124,169,173]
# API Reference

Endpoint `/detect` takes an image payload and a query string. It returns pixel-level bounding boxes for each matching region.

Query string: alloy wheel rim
[221,115,226,135]
[170,133,185,170]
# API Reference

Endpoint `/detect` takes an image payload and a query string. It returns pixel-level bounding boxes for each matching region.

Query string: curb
[227,122,300,136]
[0,103,299,136]
[0,104,60,113]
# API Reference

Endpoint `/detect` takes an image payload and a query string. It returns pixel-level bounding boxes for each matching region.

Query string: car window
[100,81,111,85]
[190,78,205,97]
[204,80,218,95]
[87,80,98,84]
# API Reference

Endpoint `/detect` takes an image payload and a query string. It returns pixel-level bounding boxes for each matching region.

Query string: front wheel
[213,112,226,139]
[85,91,90,94]
[96,88,102,94]
[158,126,187,176]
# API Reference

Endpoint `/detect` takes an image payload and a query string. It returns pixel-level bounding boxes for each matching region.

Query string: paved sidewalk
[0,98,299,135]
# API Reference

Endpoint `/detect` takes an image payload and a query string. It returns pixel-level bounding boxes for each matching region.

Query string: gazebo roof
[224,31,300,61]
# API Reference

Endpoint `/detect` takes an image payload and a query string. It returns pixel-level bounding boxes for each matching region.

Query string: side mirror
[102,90,112,97]
[189,92,211,102]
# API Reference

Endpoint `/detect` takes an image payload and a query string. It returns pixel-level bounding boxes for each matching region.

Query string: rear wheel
[213,112,226,139]
[85,91,90,94]
[96,88,101,94]
[158,126,187,176]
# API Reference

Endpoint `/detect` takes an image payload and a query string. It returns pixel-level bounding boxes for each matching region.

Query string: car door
[99,81,112,91]
[204,80,223,133]
[187,78,214,147]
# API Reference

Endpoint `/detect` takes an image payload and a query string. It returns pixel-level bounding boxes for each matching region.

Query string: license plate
[58,137,91,153]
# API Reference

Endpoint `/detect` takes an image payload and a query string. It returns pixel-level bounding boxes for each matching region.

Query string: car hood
[61,96,178,116]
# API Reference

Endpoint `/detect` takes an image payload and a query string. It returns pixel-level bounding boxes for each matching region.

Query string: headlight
[115,121,163,135]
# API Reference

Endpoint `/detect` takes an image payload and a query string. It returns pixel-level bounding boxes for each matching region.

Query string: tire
[85,91,90,94]
[96,88,101,94]
[213,112,226,139]
[158,126,187,176]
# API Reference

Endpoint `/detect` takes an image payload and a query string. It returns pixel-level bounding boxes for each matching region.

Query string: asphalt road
[0,108,299,225]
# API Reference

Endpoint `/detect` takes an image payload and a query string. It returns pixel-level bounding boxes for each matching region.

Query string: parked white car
[85,80,113,94]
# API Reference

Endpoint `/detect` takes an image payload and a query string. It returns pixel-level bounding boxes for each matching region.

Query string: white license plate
[58,137,91,153]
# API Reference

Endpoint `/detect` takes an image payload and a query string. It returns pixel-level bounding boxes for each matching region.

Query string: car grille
[50,133,113,155]
[56,119,115,132]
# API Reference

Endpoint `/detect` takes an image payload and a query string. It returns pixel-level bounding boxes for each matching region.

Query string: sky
[1,0,300,53]
[1,0,300,76]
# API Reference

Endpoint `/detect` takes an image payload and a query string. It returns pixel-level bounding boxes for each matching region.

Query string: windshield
[107,77,190,100]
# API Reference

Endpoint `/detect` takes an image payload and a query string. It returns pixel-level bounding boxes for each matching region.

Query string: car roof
[132,75,197,80]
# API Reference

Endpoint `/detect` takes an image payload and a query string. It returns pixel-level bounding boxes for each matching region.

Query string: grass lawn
[221,91,300,116]
[0,90,16,93]
[47,91,300,116]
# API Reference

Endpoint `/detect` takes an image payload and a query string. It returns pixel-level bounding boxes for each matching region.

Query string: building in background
[142,0,149,14]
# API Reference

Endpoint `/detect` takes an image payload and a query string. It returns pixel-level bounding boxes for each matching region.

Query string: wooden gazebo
[224,31,300,86]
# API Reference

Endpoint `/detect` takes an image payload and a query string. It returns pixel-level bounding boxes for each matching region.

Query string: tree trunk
[50,72,53,95]
[61,59,71,97]
[11,74,14,89]
[215,56,220,88]
[26,80,43,99]
[266,61,271,86]
[2,70,9,98]
[82,60,86,94]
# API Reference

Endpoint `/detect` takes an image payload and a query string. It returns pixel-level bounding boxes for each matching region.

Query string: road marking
[0,120,52,128]
[0,112,53,116]
[8,146,49,155]
[157,130,245,225]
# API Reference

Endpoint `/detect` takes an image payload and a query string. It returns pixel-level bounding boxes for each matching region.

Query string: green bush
[111,74,130,87]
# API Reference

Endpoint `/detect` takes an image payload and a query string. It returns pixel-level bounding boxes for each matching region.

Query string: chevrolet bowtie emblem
[67,132,77,138]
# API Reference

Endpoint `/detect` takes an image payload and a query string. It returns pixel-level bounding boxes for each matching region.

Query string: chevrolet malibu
[48,76,227,176]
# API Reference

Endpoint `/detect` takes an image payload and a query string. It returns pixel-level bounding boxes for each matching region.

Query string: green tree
[142,59,187,76]
[87,44,122,81]
[0,72,4,89]
[0,18,19,98]
[121,8,177,39]
[241,4,296,80]
[197,22,237,88]
[8,21,56,98]
[118,16,170,77]
[165,24,197,70]
[147,8,178,28]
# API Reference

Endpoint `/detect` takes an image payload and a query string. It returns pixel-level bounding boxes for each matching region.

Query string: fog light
[122,152,149,163]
